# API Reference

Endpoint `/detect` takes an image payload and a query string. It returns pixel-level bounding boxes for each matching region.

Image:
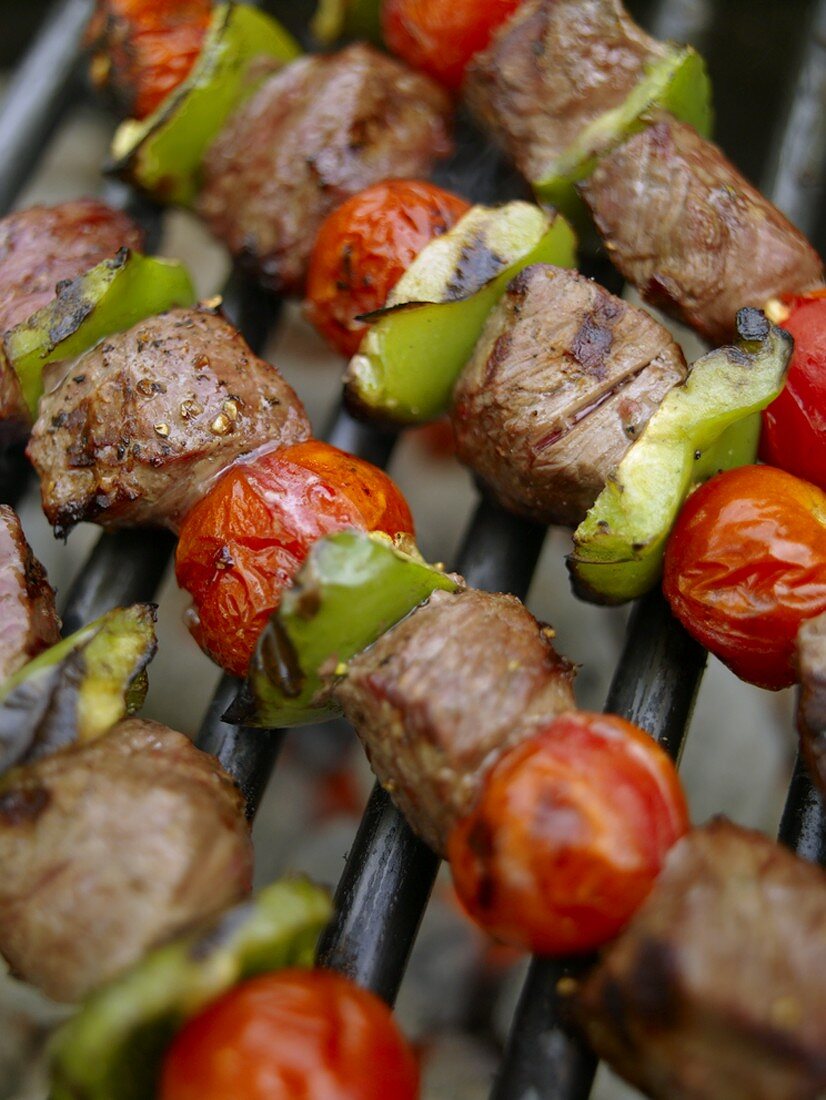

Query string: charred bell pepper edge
[109,3,302,207]
[2,250,196,417]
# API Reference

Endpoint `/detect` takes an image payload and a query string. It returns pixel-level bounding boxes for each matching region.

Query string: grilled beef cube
[0,718,253,1002]
[798,613,826,795]
[197,43,453,296]
[0,506,61,684]
[580,115,825,345]
[0,200,144,435]
[27,306,310,536]
[574,820,826,1100]
[452,265,687,527]
[335,587,575,855]
[463,0,667,186]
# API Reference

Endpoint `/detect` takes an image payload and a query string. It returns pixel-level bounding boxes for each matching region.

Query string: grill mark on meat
[0,787,50,825]
[570,298,622,377]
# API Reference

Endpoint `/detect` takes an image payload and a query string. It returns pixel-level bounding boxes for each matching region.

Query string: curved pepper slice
[110,3,301,206]
[343,202,577,425]
[0,604,157,774]
[312,0,382,44]
[537,45,713,226]
[50,877,331,1100]
[569,309,793,604]
[1,249,195,417]
[229,530,459,728]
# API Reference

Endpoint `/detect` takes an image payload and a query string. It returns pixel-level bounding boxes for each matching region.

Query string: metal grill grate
[0,2,824,1097]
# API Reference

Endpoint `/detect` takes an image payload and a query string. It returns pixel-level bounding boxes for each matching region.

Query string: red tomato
[663,465,826,689]
[160,969,420,1100]
[304,180,470,357]
[760,292,826,491]
[447,712,688,955]
[382,0,522,90]
[175,441,414,676]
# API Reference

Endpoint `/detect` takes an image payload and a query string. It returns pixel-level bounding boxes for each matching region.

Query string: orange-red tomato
[663,465,826,690]
[88,0,212,119]
[448,712,688,956]
[175,441,414,677]
[760,291,826,491]
[304,180,470,357]
[160,969,420,1100]
[381,0,522,90]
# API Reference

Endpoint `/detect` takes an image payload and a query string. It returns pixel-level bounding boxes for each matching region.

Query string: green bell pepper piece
[0,604,157,774]
[1,249,195,417]
[230,530,459,728]
[110,3,301,206]
[535,45,713,228]
[344,202,577,424]
[50,877,331,1100]
[312,0,382,45]
[569,309,792,604]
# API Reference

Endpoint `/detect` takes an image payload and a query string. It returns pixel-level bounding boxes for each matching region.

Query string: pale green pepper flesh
[110,3,301,206]
[569,311,793,604]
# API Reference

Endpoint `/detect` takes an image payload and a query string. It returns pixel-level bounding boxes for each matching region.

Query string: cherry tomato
[760,292,826,491]
[381,0,522,91]
[88,0,212,120]
[448,712,688,956]
[663,465,826,689]
[160,969,420,1100]
[175,441,414,676]
[304,180,470,357]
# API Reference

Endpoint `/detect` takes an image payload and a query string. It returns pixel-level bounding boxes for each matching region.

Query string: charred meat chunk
[27,306,310,535]
[452,264,687,527]
[334,586,575,854]
[797,612,826,795]
[580,115,825,345]
[0,506,60,683]
[463,0,666,185]
[197,43,453,295]
[0,718,253,1003]
[574,820,826,1100]
[0,200,144,433]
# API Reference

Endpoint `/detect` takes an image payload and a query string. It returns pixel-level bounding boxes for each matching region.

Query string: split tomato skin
[160,969,420,1100]
[760,292,826,491]
[447,712,689,956]
[175,441,414,677]
[663,465,826,690]
[381,0,523,91]
[304,180,470,357]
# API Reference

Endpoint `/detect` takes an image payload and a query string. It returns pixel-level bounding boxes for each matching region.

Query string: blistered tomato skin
[382,0,522,91]
[175,441,414,677]
[447,713,689,956]
[663,465,826,690]
[760,292,826,491]
[160,969,420,1100]
[304,180,470,357]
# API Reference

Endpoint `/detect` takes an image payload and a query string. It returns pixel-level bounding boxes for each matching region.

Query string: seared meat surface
[797,612,826,795]
[574,820,826,1100]
[452,264,686,526]
[463,0,666,185]
[335,587,575,854]
[27,306,310,535]
[0,506,60,684]
[580,115,825,345]
[0,200,144,434]
[0,718,252,1002]
[198,43,453,295]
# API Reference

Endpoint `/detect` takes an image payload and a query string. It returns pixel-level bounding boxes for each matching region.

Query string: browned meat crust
[334,586,576,854]
[574,820,826,1100]
[27,306,310,535]
[197,43,453,296]
[0,506,60,684]
[580,115,825,345]
[0,200,144,434]
[797,613,826,795]
[0,718,253,1002]
[452,264,686,526]
[463,0,666,184]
